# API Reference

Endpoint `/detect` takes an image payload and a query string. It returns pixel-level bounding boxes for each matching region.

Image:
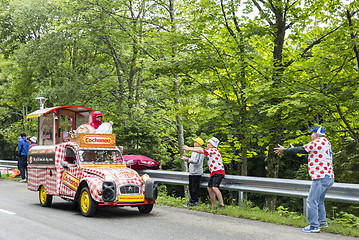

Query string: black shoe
[185,202,197,207]
[218,205,225,209]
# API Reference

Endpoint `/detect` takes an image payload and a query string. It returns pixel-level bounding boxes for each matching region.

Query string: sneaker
[218,205,225,209]
[19,179,27,183]
[302,225,320,233]
[185,202,197,207]
[320,223,328,228]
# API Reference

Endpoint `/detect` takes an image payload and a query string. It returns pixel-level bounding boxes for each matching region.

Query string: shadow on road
[30,201,157,219]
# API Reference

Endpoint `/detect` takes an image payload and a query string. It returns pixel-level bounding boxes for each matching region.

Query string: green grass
[156,194,359,237]
[0,172,21,181]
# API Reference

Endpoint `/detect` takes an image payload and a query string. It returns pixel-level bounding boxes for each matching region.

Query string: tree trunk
[175,78,188,198]
[264,4,286,211]
[169,0,188,197]
[345,10,359,148]
[104,34,124,107]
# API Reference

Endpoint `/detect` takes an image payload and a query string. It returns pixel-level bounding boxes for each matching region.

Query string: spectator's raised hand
[274,144,284,155]
[180,156,189,161]
[182,145,190,151]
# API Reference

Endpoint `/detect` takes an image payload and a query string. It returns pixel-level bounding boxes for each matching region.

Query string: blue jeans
[307,176,334,228]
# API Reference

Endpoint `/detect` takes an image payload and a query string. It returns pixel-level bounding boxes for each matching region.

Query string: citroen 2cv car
[26,105,157,217]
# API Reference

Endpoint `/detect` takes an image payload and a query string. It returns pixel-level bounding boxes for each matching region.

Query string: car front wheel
[79,187,98,217]
[138,204,153,214]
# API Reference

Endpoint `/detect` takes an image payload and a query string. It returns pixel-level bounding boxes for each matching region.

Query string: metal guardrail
[2,159,358,215]
[140,169,359,216]
[0,160,17,169]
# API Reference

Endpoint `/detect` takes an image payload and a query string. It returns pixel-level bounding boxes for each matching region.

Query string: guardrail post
[238,191,243,206]
[303,197,308,217]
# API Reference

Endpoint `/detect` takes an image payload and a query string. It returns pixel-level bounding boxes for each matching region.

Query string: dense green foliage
[0,0,359,213]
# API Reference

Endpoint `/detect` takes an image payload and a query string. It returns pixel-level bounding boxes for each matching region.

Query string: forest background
[0,0,358,215]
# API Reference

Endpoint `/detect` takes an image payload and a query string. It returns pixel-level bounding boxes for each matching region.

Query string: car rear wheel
[138,204,153,214]
[80,187,98,217]
[39,185,53,207]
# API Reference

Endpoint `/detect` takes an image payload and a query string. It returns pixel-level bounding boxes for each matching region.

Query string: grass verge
[156,194,359,237]
[0,172,21,181]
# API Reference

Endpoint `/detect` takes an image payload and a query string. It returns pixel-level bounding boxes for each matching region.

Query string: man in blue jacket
[18,133,30,183]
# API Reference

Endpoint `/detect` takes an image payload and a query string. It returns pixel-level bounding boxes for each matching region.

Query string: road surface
[0,179,357,240]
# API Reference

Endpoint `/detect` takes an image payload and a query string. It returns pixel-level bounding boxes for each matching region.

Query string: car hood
[82,167,142,186]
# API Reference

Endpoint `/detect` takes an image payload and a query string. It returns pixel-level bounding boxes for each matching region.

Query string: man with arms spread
[274,126,334,233]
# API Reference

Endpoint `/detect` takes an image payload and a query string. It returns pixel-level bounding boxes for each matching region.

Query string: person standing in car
[88,111,103,129]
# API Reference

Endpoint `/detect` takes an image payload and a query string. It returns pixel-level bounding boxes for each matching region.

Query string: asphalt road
[0,179,358,240]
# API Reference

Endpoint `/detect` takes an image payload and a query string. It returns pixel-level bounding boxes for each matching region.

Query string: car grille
[119,185,140,194]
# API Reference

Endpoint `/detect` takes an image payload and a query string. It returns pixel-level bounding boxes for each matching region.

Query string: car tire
[39,185,53,207]
[80,187,98,217]
[138,204,154,214]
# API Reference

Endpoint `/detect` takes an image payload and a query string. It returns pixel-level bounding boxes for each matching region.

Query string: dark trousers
[189,175,201,203]
[18,155,28,180]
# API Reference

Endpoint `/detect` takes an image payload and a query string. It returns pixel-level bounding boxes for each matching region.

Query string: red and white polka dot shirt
[203,147,225,177]
[304,137,334,180]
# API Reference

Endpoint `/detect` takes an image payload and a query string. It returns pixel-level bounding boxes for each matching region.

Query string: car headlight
[102,181,116,202]
[141,174,151,183]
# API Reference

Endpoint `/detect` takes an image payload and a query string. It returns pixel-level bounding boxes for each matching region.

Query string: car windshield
[78,149,123,163]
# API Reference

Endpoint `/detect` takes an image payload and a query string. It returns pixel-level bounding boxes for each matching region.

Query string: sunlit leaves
[0,0,359,184]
